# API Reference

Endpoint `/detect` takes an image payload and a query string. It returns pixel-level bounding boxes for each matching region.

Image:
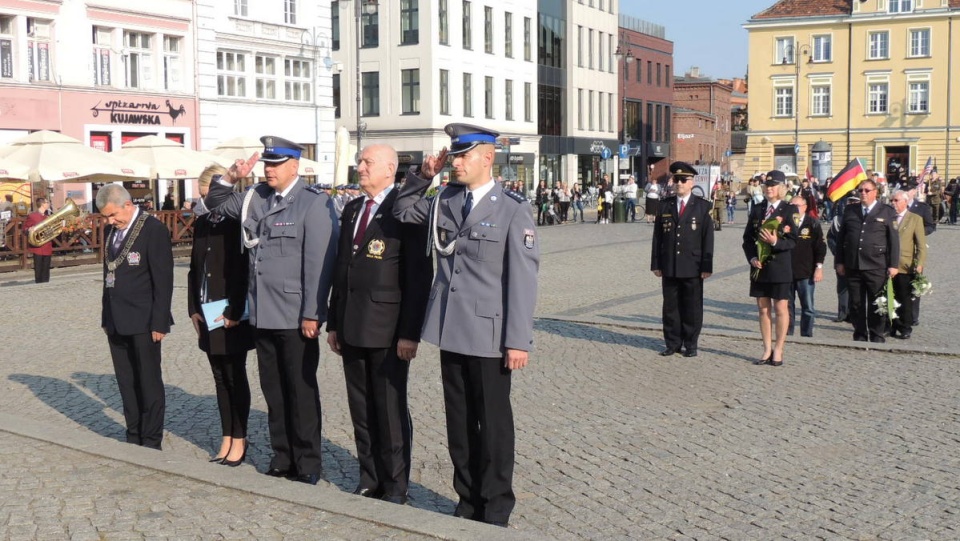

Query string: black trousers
[341,342,412,497]
[207,352,250,438]
[255,328,323,475]
[33,254,50,283]
[892,273,915,335]
[661,276,704,351]
[847,268,887,339]
[107,332,165,449]
[440,351,515,525]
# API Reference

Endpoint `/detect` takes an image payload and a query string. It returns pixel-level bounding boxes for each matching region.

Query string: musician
[23,198,53,283]
[97,184,174,450]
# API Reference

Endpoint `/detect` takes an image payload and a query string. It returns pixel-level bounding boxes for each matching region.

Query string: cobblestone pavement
[2,207,960,539]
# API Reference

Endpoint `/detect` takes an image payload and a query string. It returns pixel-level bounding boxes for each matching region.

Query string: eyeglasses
[858,188,874,193]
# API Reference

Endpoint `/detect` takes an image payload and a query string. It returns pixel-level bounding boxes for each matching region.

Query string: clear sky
[620,0,778,80]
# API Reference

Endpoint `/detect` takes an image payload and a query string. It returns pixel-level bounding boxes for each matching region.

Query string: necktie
[462,192,474,220]
[765,204,775,220]
[862,205,869,217]
[352,199,375,251]
[273,194,283,209]
[111,229,124,258]
[678,200,686,216]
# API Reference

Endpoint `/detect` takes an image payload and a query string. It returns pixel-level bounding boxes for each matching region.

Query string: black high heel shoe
[220,442,248,467]
[753,354,772,366]
[209,455,227,463]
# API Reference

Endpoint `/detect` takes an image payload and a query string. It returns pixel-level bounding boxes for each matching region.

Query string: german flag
[826,158,868,202]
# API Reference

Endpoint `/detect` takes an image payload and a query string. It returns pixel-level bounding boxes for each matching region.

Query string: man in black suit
[904,178,934,326]
[835,179,900,343]
[651,161,714,358]
[326,144,432,505]
[97,184,174,450]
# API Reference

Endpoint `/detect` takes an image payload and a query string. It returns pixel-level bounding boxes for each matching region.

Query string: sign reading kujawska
[90,99,188,125]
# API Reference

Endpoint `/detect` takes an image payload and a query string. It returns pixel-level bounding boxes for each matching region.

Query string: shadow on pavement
[8,373,127,440]
[534,318,662,352]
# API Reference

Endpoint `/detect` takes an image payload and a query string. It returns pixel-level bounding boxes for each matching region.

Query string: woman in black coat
[188,165,255,465]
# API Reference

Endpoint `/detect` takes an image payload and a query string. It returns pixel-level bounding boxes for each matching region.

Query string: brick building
[672,68,733,171]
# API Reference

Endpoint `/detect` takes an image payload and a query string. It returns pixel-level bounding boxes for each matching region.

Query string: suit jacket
[742,200,798,283]
[894,211,927,273]
[205,179,339,329]
[790,214,827,280]
[908,200,935,236]
[327,189,433,349]
[834,202,900,272]
[394,172,540,358]
[101,213,174,336]
[187,213,255,355]
[650,195,714,278]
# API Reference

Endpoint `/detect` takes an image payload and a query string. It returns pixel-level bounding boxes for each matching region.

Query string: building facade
[745,0,960,180]
[672,70,733,173]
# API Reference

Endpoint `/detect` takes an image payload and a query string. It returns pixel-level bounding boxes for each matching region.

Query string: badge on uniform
[105,271,116,288]
[523,228,535,249]
[800,227,810,237]
[367,239,385,258]
[127,252,141,266]
[691,218,697,231]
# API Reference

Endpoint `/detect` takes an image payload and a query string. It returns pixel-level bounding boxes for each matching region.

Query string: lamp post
[784,43,810,174]
[613,35,635,181]
[355,0,379,162]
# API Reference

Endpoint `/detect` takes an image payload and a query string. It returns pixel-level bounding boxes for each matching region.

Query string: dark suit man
[326,145,432,505]
[394,124,540,527]
[651,161,714,358]
[97,185,173,450]
[905,181,933,326]
[835,179,900,342]
[206,136,339,485]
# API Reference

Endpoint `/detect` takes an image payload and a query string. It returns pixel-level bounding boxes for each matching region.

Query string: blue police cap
[260,136,304,163]
[445,123,500,155]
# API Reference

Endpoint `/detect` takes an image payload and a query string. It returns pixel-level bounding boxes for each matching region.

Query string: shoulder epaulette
[503,189,527,203]
[305,184,325,195]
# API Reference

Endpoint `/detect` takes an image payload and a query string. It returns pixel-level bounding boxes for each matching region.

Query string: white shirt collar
[361,184,394,206]
[118,206,141,234]
[466,179,496,205]
[274,177,300,199]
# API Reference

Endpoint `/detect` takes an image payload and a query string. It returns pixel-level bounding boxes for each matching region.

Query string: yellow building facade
[745,0,960,179]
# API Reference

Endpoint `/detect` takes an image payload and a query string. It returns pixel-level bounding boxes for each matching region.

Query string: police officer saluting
[651,162,714,358]
[204,136,339,485]
[393,123,540,527]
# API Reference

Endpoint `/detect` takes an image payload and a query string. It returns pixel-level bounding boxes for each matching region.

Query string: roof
[752,0,960,19]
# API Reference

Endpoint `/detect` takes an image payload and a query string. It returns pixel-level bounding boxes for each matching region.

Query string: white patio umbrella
[114,135,229,179]
[0,130,149,182]
[208,137,322,177]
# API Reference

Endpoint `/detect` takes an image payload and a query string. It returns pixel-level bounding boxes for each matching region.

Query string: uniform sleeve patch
[523,228,535,249]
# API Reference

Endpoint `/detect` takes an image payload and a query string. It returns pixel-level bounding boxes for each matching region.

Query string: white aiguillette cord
[240,187,259,249]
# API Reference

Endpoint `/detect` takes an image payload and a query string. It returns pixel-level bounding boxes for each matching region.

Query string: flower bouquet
[873,277,900,324]
[751,216,783,281]
[911,271,932,298]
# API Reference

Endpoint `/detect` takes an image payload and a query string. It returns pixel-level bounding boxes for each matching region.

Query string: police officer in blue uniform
[393,123,540,527]
[205,136,339,485]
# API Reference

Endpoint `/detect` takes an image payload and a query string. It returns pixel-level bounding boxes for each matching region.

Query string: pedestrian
[326,144,433,505]
[944,177,958,224]
[393,122,540,527]
[710,181,725,231]
[535,180,550,226]
[889,190,926,340]
[786,196,826,337]
[622,176,639,222]
[834,179,899,343]
[651,161,714,358]
[644,177,661,223]
[904,177,935,326]
[725,184,737,224]
[743,170,798,366]
[23,197,53,283]
[98,184,174,449]
[571,182,585,222]
[187,165,254,466]
[204,136,339,485]
[556,182,571,223]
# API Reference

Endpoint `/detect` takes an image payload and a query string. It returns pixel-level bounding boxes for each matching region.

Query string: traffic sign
[619,144,629,159]
[600,146,612,160]
[794,143,801,155]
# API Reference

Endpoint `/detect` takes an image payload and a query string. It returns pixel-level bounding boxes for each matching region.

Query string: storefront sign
[0,40,12,78]
[90,99,188,125]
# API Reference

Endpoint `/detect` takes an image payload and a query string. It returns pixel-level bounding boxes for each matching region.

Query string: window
[656,63,661,86]
[255,55,277,99]
[0,16,12,79]
[868,82,888,113]
[811,84,831,116]
[588,29,593,69]
[332,2,340,50]
[504,12,513,58]
[439,0,448,45]
[439,69,449,114]
[122,30,152,88]
[812,35,831,62]
[577,26,583,67]
[665,64,670,86]
[775,86,794,117]
[463,72,472,116]
[647,60,652,83]
[646,103,654,140]
[401,68,420,113]
[868,31,888,59]
[362,10,379,47]
[598,32,603,71]
[484,75,493,118]
[92,27,112,86]
[362,71,380,115]
[462,1,472,50]
[598,91,604,131]
[524,82,531,122]
[909,29,930,57]
[889,0,913,13]
[505,79,513,120]
[776,37,795,64]
[217,51,246,97]
[162,36,182,91]
[908,81,929,113]
[523,17,531,61]
[578,89,584,129]
[26,18,53,83]
[284,58,312,102]
[636,58,641,83]
[608,34,614,73]
[484,6,493,54]
[333,73,341,117]
[588,90,594,130]
[234,0,247,16]
[284,0,297,25]
[401,0,418,45]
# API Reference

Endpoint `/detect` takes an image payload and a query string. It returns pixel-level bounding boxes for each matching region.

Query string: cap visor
[260,154,293,163]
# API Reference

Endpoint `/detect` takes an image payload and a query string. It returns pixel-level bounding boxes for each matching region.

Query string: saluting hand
[224,152,260,184]
[420,147,449,179]
[504,349,528,371]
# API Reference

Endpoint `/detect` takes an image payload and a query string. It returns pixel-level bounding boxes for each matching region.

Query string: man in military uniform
[205,136,339,485]
[926,169,944,224]
[651,161,714,358]
[393,123,540,527]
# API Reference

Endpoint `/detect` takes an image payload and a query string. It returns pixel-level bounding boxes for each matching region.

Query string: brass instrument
[27,198,82,246]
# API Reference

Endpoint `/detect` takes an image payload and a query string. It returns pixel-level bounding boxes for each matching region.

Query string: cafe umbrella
[113,135,229,179]
[0,130,149,182]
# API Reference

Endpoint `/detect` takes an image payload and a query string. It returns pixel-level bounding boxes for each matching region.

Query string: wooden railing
[0,210,196,272]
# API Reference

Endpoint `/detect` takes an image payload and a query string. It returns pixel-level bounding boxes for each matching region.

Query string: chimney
[689,66,701,78]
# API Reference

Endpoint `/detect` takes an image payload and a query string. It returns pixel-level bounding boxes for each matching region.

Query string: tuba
[28,198,83,246]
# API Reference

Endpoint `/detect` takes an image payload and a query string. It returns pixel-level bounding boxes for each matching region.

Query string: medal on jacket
[105,213,148,289]
[691,217,697,231]
[367,239,385,258]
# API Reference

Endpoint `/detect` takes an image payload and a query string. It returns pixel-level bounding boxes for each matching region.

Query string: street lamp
[784,43,810,173]
[613,35,635,182]
[355,0,378,162]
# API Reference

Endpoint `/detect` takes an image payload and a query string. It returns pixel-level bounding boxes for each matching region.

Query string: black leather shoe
[381,494,408,505]
[265,468,291,478]
[659,348,678,356]
[683,349,698,358]
[896,331,911,339]
[220,442,248,467]
[353,486,381,498]
[293,473,321,485]
[753,355,771,365]
[869,335,886,343]
[770,359,784,367]
[209,456,227,463]
[853,335,868,342]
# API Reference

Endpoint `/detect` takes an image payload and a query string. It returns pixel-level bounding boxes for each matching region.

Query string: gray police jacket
[205,178,339,330]
[394,171,539,358]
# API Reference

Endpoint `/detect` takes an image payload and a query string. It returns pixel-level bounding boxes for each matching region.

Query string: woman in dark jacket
[188,165,255,466]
